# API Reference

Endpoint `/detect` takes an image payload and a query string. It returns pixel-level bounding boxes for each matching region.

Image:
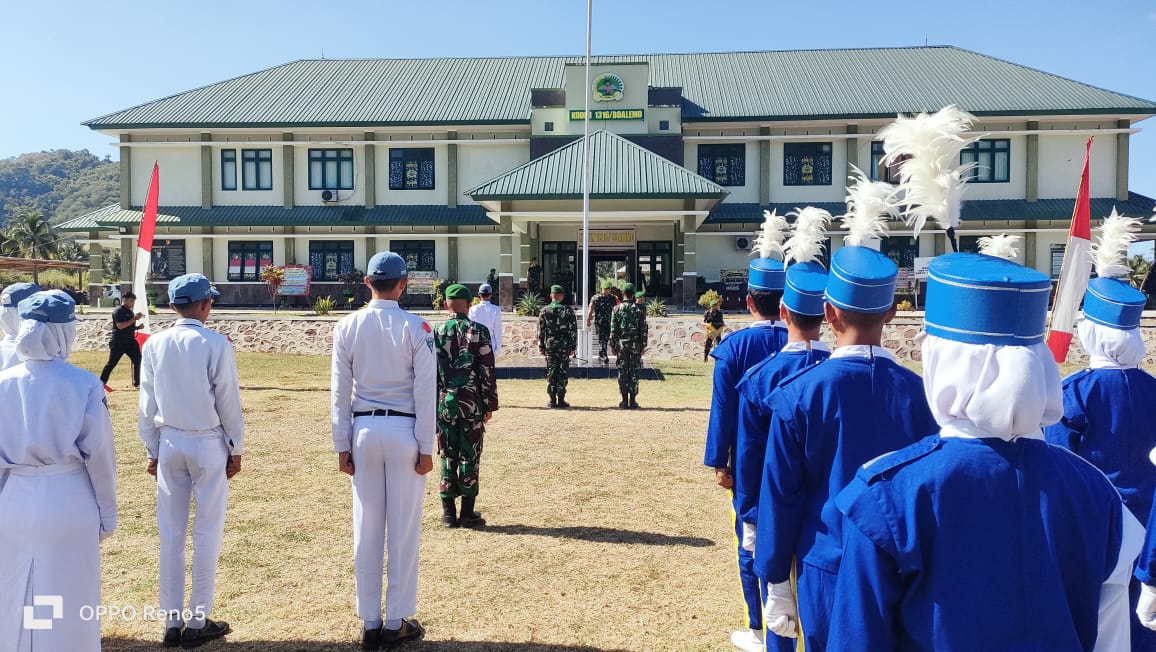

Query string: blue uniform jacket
[734,345,829,525]
[754,354,936,584]
[830,435,1126,652]
[703,323,787,470]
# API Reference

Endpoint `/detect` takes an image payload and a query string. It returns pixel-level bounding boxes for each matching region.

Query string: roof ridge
[289,45,955,63]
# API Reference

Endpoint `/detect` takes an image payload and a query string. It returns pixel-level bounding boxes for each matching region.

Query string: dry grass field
[73,351,748,652]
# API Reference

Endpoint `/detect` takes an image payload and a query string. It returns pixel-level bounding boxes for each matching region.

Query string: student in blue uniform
[1044,211,1156,650]
[828,252,1143,651]
[754,189,937,651]
[704,210,789,652]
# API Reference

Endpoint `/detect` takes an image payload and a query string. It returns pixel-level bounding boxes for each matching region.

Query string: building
[63,46,1156,308]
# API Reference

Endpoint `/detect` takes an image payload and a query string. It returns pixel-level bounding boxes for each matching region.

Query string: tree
[56,238,88,263]
[5,208,58,259]
[1128,254,1152,290]
[103,248,121,281]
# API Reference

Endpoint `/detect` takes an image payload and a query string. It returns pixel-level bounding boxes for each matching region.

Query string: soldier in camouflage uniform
[538,284,577,408]
[434,284,498,529]
[610,282,649,409]
[527,258,543,299]
[585,280,617,365]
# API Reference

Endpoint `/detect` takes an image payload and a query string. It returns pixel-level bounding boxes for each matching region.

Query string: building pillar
[499,209,514,311]
[200,133,213,209]
[447,131,459,208]
[282,133,295,209]
[681,211,698,308]
[202,227,214,278]
[1117,119,1131,202]
[87,230,103,306]
[364,132,376,208]
[759,127,771,206]
[519,230,534,286]
[365,227,377,261]
[120,229,135,286]
[934,233,947,256]
[1023,226,1037,271]
[846,125,859,178]
[284,227,296,265]
[119,135,132,209]
[447,225,459,279]
[1025,121,1039,203]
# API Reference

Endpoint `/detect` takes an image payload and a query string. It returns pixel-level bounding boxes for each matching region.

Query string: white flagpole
[578,0,593,364]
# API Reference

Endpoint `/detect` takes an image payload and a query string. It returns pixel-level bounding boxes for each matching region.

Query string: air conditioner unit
[321,189,339,203]
[735,236,753,251]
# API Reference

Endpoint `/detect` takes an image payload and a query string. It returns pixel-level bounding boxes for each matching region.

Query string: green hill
[0,149,118,226]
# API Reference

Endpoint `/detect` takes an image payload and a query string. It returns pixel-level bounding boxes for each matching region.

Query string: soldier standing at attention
[609,282,648,409]
[538,284,576,408]
[702,299,725,363]
[435,284,498,529]
[527,258,543,299]
[586,280,616,365]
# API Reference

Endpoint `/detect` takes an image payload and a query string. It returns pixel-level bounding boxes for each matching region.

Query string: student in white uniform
[0,282,40,370]
[0,289,117,652]
[468,283,502,356]
[139,273,244,649]
[331,251,436,651]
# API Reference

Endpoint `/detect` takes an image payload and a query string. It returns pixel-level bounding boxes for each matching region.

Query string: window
[784,142,833,186]
[227,241,274,282]
[241,149,273,190]
[221,150,237,191]
[956,235,981,254]
[309,240,355,281]
[659,120,670,131]
[388,148,435,190]
[150,240,186,281]
[1051,244,1065,279]
[308,149,354,190]
[880,237,918,269]
[544,121,555,132]
[869,141,908,184]
[390,240,435,272]
[637,241,673,297]
[697,144,745,186]
[961,139,1010,183]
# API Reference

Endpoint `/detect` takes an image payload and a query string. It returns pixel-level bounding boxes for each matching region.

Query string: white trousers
[157,427,230,628]
[352,415,426,625]
[0,464,101,652]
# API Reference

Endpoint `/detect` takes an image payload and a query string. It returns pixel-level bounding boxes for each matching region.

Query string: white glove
[1138,583,1156,631]
[763,580,799,638]
[741,522,756,552]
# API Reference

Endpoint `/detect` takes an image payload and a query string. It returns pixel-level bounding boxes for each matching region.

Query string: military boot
[459,496,486,528]
[556,391,571,408]
[629,392,640,409]
[548,390,557,409]
[619,392,629,409]
[441,497,458,528]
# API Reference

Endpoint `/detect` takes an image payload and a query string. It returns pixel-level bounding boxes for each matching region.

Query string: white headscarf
[1078,319,1145,370]
[922,333,1063,441]
[0,306,20,339]
[14,319,76,361]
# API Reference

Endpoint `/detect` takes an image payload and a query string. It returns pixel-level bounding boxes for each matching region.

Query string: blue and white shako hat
[367,252,407,280]
[925,253,1051,346]
[782,207,832,316]
[168,273,220,305]
[748,210,788,291]
[826,166,900,314]
[18,289,77,323]
[1084,209,1146,330]
[1,282,41,308]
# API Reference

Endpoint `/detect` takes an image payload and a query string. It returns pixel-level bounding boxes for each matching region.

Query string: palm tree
[55,238,88,263]
[5,209,58,259]
[1127,254,1152,290]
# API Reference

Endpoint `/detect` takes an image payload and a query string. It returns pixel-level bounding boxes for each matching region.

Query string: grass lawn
[76,352,744,652]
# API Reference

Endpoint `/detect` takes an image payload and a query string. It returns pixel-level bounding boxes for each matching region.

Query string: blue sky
[2,0,1154,199]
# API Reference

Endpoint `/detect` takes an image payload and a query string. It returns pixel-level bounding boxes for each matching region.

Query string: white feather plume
[841,165,899,247]
[877,105,978,237]
[977,234,1022,260]
[1091,208,1142,279]
[752,209,789,260]
[784,206,831,266]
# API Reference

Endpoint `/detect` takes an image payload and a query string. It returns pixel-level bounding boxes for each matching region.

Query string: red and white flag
[133,162,160,335]
[1046,137,1093,363]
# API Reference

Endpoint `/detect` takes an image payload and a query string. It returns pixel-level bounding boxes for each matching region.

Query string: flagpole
[579,0,592,364]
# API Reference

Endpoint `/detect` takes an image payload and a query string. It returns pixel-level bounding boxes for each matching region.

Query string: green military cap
[550,284,564,293]
[621,283,635,295]
[635,291,645,298]
[444,283,472,300]
[600,280,614,289]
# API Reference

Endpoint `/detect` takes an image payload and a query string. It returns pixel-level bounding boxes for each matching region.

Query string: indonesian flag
[1046,137,1093,363]
[133,162,160,337]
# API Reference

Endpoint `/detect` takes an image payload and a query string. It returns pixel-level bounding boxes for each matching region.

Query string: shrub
[313,296,336,316]
[646,298,669,317]
[515,292,544,316]
[697,288,723,309]
[430,278,455,310]
[896,299,914,311]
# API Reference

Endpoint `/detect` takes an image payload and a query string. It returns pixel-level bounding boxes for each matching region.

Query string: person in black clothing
[1142,265,1156,309]
[703,300,725,362]
[100,292,144,388]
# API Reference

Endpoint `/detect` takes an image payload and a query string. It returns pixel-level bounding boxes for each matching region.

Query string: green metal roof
[465,130,728,200]
[84,47,1156,129]
[57,204,493,231]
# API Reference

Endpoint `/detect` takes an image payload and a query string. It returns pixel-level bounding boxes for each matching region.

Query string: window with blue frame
[869,141,909,183]
[309,240,355,281]
[241,149,273,190]
[308,149,354,190]
[221,150,237,191]
[390,240,436,272]
[697,144,745,186]
[961,139,1010,183]
[784,142,833,186]
[388,148,435,190]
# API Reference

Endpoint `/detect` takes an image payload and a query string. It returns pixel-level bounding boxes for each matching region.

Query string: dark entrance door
[587,251,638,299]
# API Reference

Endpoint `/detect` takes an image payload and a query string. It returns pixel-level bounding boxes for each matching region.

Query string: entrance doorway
[587,251,638,299]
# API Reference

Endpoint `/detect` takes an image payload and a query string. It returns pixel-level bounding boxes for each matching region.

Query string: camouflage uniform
[590,293,616,363]
[610,300,649,405]
[527,262,543,297]
[434,314,498,500]
[538,299,577,404]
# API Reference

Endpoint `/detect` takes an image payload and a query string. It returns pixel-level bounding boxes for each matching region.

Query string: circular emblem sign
[593,73,624,102]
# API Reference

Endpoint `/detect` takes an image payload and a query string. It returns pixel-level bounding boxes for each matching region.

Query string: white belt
[5,462,85,477]
[160,425,224,438]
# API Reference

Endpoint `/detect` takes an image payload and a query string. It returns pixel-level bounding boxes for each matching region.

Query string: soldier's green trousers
[595,322,611,360]
[438,418,485,498]
[617,347,642,394]
[546,351,571,395]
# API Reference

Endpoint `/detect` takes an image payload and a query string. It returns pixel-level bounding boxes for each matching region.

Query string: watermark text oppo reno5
[23,595,205,629]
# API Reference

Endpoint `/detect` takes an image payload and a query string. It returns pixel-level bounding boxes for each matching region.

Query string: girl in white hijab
[0,282,40,370]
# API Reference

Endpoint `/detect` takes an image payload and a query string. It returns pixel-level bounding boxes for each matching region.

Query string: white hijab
[1078,319,1145,370]
[14,319,75,361]
[922,333,1063,441]
[0,306,20,339]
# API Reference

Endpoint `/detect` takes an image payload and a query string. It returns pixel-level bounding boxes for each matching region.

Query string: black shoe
[162,627,182,648]
[619,393,629,409]
[362,626,383,651]
[547,392,557,409]
[180,620,231,648]
[556,392,570,409]
[441,497,458,528]
[382,618,425,647]
[459,497,486,528]
[629,393,640,410]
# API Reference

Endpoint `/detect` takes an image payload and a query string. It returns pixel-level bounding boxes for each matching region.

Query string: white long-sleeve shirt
[467,301,503,356]
[0,359,118,535]
[138,318,245,458]
[330,299,437,455]
[0,337,17,371]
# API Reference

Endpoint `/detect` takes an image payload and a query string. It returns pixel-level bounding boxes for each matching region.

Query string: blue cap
[748,258,786,291]
[825,246,898,314]
[783,262,828,316]
[479,283,493,295]
[17,290,76,323]
[367,252,407,280]
[1,282,41,308]
[925,253,1051,346]
[1083,277,1145,330]
[168,273,220,305]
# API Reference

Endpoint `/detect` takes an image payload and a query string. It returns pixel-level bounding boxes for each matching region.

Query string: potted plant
[337,269,365,308]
